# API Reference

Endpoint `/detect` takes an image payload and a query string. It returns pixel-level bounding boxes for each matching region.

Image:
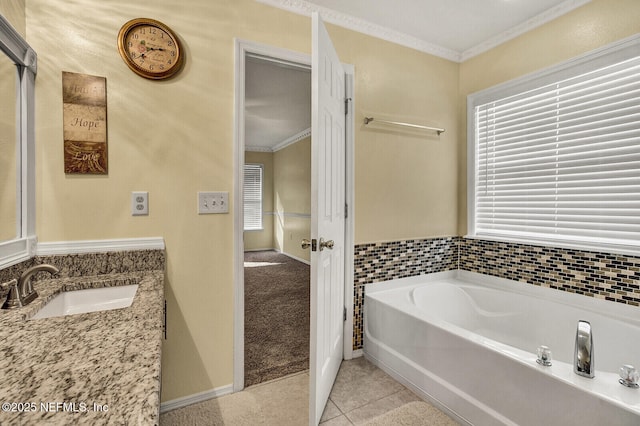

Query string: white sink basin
[31,285,138,319]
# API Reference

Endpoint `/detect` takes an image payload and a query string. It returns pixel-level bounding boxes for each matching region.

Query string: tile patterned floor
[320,357,422,424]
[160,357,457,425]
[160,371,309,425]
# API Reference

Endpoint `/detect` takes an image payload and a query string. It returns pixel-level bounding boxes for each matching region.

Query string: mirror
[0,50,17,242]
[0,14,37,268]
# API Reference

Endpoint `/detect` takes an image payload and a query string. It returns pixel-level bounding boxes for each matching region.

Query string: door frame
[233,38,355,392]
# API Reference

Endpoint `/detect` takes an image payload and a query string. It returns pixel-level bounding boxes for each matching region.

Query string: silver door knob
[319,238,334,251]
[301,239,311,250]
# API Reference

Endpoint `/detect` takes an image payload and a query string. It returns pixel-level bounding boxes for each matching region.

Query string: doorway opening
[243,53,312,387]
[233,37,356,418]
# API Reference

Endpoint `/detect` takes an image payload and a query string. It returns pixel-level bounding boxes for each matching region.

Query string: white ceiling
[258,0,592,62]
[246,0,593,151]
[245,56,311,152]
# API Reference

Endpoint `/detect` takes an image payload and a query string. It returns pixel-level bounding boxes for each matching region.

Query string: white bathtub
[364,270,640,426]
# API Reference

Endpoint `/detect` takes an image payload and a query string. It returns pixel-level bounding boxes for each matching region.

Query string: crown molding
[245,127,311,153]
[255,0,461,62]
[256,0,592,63]
[273,127,311,152]
[245,145,273,152]
[461,0,592,61]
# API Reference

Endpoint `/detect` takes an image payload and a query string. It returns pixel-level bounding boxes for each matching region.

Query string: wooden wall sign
[62,71,108,174]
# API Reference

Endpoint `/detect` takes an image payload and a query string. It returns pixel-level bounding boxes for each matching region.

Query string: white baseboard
[278,250,310,266]
[243,248,310,265]
[244,247,276,252]
[36,237,165,255]
[160,384,234,414]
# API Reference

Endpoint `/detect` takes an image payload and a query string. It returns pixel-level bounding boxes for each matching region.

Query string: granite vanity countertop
[0,270,164,425]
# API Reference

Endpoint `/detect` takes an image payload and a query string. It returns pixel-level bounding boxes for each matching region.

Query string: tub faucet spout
[574,320,594,378]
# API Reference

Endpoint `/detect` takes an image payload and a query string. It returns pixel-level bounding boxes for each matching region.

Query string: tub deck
[364,270,640,426]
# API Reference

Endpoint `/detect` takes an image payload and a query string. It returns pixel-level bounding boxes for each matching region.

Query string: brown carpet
[244,250,310,387]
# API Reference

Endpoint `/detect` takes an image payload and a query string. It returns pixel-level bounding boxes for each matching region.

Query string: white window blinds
[244,164,263,231]
[472,52,640,249]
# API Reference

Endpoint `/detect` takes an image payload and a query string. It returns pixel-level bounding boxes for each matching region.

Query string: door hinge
[344,97,351,115]
[343,306,347,321]
[345,203,348,219]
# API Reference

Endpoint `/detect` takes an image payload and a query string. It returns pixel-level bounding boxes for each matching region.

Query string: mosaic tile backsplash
[353,236,640,350]
[353,237,459,349]
[460,239,640,306]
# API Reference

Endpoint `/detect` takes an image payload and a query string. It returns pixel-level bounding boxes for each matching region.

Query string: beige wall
[457,0,640,234]
[244,138,311,263]
[341,24,460,243]
[0,0,25,36]
[26,0,459,401]
[273,137,311,262]
[243,151,274,251]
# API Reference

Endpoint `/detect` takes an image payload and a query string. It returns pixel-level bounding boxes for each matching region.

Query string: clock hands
[134,46,166,61]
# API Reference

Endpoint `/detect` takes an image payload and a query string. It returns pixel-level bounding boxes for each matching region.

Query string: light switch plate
[131,191,148,216]
[198,191,229,214]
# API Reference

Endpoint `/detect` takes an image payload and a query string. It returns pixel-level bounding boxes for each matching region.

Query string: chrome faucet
[1,264,59,309]
[575,320,594,378]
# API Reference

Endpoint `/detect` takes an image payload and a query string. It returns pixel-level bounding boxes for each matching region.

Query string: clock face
[118,19,183,80]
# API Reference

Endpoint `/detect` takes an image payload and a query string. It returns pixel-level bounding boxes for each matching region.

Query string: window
[244,164,263,231]
[468,36,640,252]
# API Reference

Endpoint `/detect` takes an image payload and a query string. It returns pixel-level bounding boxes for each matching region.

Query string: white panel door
[309,11,346,426]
